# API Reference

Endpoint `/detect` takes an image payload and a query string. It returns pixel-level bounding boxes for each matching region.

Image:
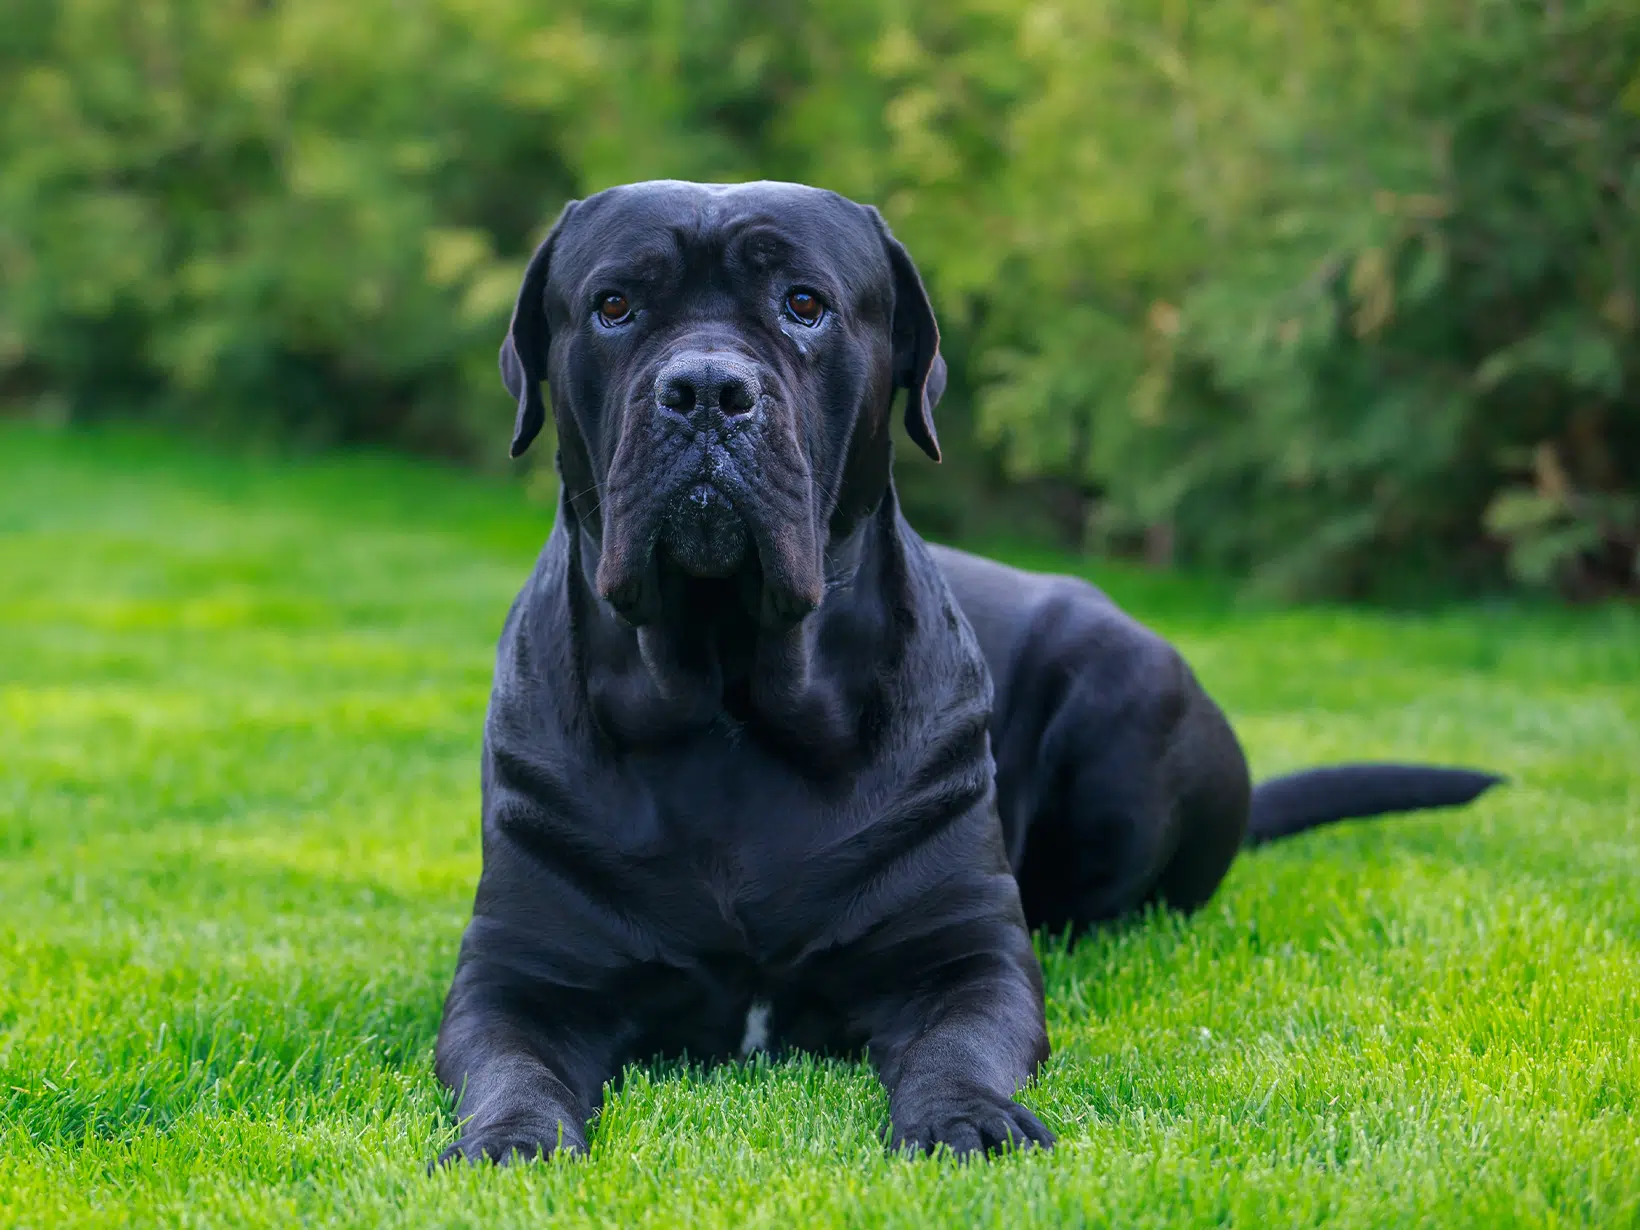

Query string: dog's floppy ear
[869,209,943,462]
[501,200,578,459]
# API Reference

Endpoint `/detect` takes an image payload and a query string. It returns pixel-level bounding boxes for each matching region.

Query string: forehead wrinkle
[577,249,676,299]
[667,213,810,301]
[717,217,861,300]
[726,223,797,274]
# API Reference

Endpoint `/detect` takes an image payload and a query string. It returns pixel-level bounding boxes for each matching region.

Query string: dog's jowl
[435,179,1501,1167]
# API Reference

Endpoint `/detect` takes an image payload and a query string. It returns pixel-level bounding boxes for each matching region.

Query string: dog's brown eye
[785,289,824,326]
[597,293,631,325]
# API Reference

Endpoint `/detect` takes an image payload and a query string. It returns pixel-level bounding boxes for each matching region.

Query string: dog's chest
[612,740,871,956]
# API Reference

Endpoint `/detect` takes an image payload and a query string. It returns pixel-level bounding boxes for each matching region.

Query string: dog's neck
[562,487,913,773]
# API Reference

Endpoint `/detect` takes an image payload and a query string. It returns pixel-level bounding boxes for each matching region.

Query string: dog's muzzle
[652,351,765,580]
[597,347,822,630]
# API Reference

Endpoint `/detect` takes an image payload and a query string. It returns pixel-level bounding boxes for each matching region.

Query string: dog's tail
[1246,763,1505,846]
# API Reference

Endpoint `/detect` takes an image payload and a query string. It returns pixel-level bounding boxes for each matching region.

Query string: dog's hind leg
[1011,650,1252,934]
[1144,682,1252,912]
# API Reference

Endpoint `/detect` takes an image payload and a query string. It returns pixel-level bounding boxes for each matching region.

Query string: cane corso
[435,180,1500,1165]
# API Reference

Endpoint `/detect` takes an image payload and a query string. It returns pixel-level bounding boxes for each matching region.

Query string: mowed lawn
[1,424,1637,1229]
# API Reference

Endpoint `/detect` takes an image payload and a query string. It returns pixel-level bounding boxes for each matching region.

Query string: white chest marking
[738,1000,771,1057]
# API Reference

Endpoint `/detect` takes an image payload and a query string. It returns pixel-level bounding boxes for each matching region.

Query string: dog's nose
[656,353,761,416]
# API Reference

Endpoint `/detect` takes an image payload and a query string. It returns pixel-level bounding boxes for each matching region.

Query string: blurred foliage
[1,0,1636,598]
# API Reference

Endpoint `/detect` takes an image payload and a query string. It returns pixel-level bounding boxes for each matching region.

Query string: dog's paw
[433,1121,587,1169]
[889,1085,1055,1159]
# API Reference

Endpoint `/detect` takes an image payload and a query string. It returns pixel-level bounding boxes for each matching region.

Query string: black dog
[435,180,1499,1166]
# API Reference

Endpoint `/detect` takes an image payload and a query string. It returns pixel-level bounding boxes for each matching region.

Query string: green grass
[2,422,1637,1228]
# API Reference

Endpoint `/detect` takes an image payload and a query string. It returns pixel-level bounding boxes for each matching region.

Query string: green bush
[2,0,1635,597]
[964,0,1640,598]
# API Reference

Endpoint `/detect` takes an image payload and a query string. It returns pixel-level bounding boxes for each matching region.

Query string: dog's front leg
[433,954,616,1166]
[863,923,1054,1159]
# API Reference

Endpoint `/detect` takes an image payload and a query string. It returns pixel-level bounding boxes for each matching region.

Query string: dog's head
[501,180,944,629]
